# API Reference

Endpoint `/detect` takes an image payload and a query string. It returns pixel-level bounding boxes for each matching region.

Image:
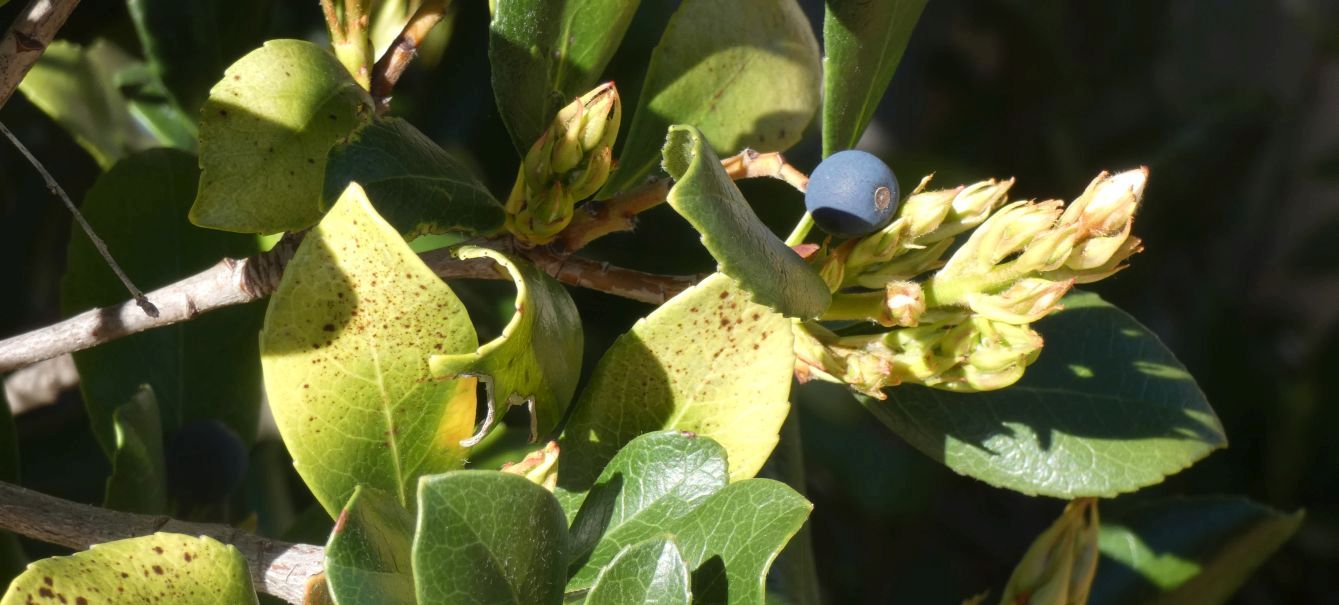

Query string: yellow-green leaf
[192,39,373,233]
[562,273,793,487]
[260,183,478,517]
[430,246,582,443]
[0,534,257,605]
[103,385,167,514]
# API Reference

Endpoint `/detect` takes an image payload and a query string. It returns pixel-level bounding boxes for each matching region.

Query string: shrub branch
[0,237,695,374]
[0,480,323,605]
[370,0,451,113]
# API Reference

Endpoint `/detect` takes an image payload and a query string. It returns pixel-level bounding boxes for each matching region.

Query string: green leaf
[325,486,416,605]
[192,39,374,233]
[821,0,928,157]
[103,385,168,514]
[661,125,830,318]
[113,62,199,151]
[260,182,478,516]
[17,39,161,168]
[323,117,506,239]
[863,291,1227,498]
[413,471,569,605]
[430,246,582,443]
[127,0,273,113]
[489,0,642,152]
[0,533,258,605]
[600,0,821,197]
[61,148,264,455]
[585,538,691,605]
[562,273,793,487]
[672,479,811,605]
[566,431,728,592]
[1090,497,1303,605]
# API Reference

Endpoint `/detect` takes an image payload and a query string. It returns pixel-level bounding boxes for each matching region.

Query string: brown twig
[558,180,671,251]
[527,248,699,305]
[0,0,80,109]
[0,481,322,604]
[719,148,810,192]
[370,0,450,114]
[0,236,696,374]
[554,149,810,253]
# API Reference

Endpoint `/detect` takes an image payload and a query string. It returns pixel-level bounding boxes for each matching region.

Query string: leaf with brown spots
[430,246,583,444]
[191,39,373,233]
[0,533,256,605]
[561,273,793,487]
[260,183,478,516]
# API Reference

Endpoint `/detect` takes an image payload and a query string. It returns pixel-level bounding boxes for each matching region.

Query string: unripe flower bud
[999,499,1100,605]
[966,278,1074,325]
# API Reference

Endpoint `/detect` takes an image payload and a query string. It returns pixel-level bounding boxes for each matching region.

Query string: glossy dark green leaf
[1089,497,1303,605]
[61,149,264,455]
[413,471,568,605]
[662,126,831,318]
[326,486,415,605]
[566,431,728,591]
[600,0,821,197]
[128,0,272,113]
[672,479,811,605]
[821,0,928,157]
[192,39,374,233]
[103,385,168,514]
[561,274,793,487]
[323,118,505,239]
[863,292,1227,498]
[489,0,642,152]
[585,538,691,605]
[430,246,583,442]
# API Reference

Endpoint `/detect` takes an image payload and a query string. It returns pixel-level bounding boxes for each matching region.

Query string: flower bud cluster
[505,83,621,244]
[798,169,1148,395]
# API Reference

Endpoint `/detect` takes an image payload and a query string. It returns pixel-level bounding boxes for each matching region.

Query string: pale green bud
[899,186,959,237]
[501,441,561,492]
[942,200,1063,277]
[998,499,1100,605]
[567,145,612,201]
[1015,223,1081,274]
[853,238,953,288]
[933,318,1043,391]
[1059,167,1145,272]
[966,278,1074,325]
[1049,236,1143,284]
[577,82,621,151]
[846,218,911,271]
[921,177,1015,244]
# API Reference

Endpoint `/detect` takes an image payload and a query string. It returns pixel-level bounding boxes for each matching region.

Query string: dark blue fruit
[165,419,249,506]
[805,150,900,237]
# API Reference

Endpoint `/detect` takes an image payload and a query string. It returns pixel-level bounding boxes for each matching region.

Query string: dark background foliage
[2,0,1337,602]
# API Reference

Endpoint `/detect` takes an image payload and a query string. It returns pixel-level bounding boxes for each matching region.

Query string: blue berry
[166,419,249,506]
[805,150,900,237]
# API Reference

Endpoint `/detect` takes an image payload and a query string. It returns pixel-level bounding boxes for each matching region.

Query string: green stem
[821,290,885,323]
[784,212,815,247]
[331,0,374,89]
